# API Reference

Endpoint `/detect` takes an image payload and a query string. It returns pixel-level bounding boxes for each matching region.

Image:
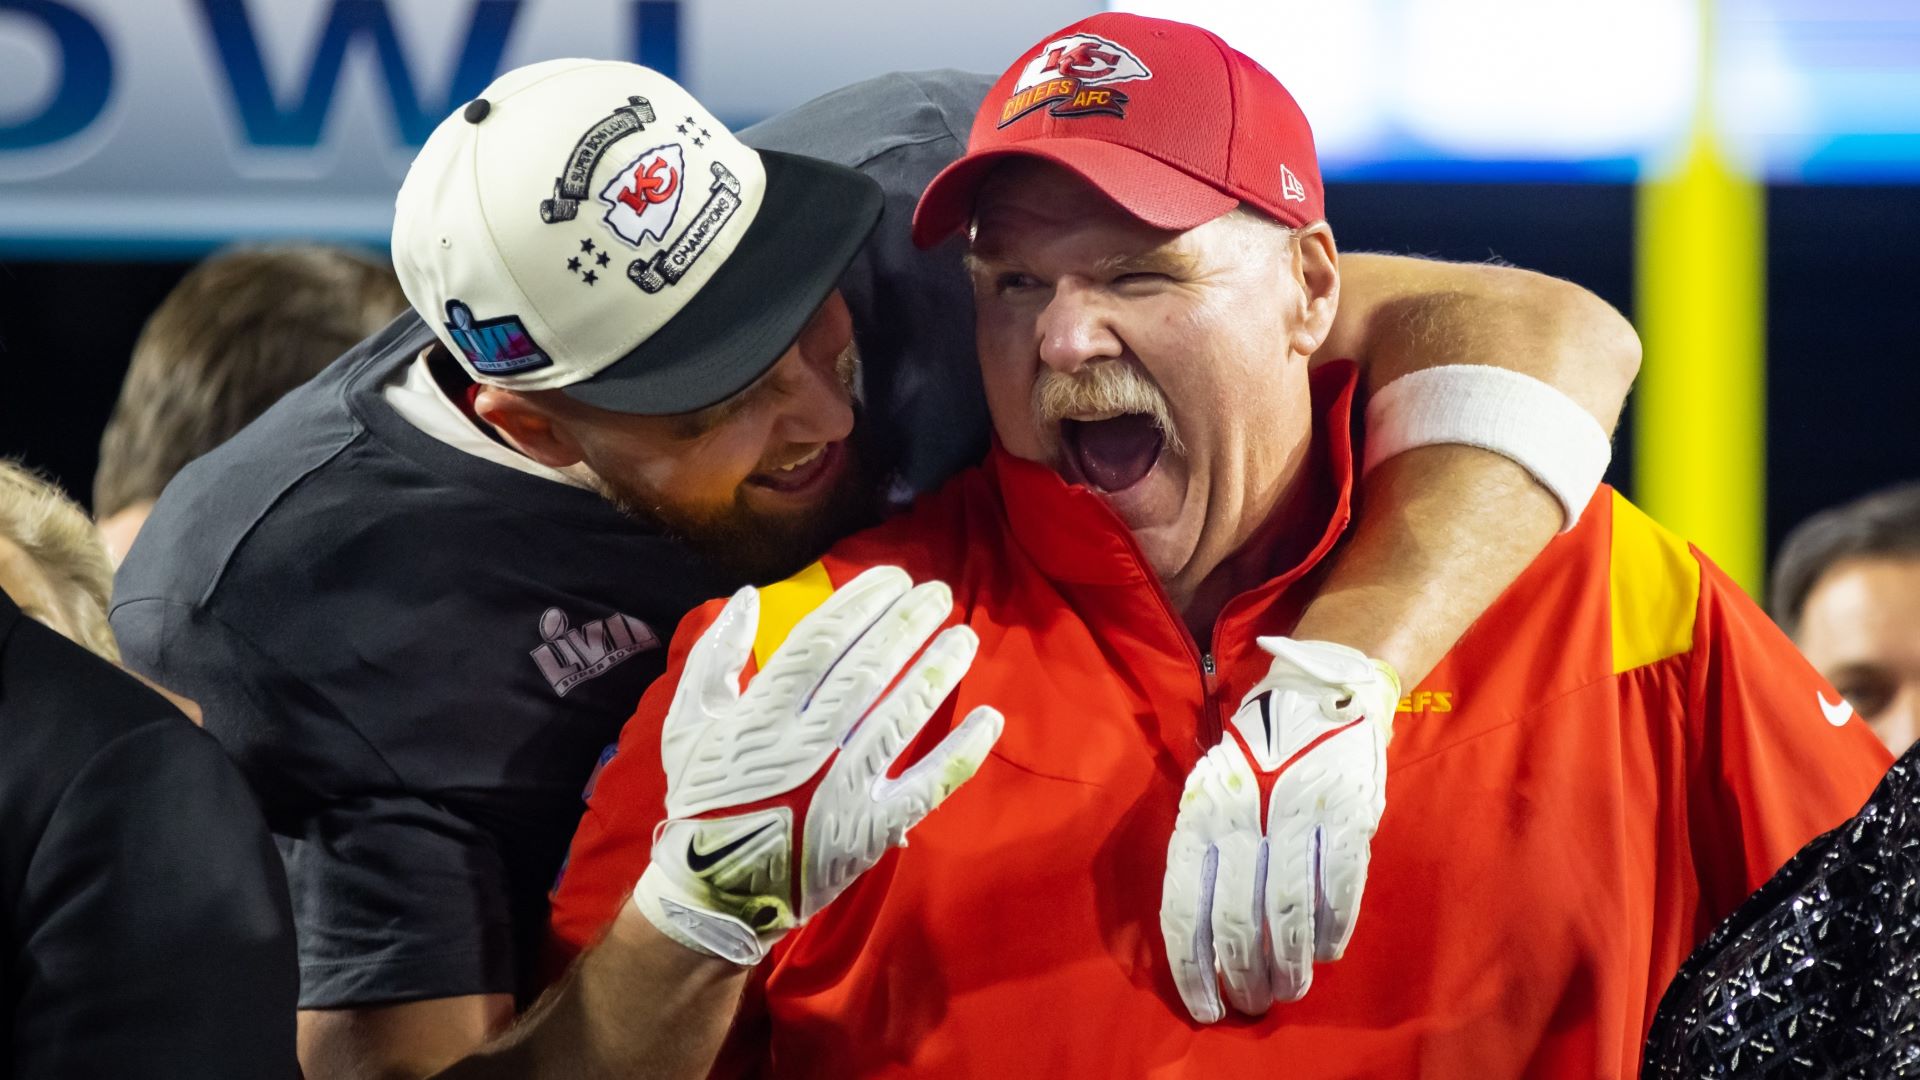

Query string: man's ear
[1288,222,1341,359]
[472,388,585,469]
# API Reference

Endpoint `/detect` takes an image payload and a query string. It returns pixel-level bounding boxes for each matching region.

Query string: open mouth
[747,440,841,494]
[1062,413,1164,494]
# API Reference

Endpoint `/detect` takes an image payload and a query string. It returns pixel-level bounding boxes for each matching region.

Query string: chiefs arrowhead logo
[618,156,679,211]
[1013,33,1152,92]
[598,142,686,248]
[1001,33,1153,128]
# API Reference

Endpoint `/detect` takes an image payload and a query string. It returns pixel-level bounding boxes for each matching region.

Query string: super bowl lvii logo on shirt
[531,606,661,697]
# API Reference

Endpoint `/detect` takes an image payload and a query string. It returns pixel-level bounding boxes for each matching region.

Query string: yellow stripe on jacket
[752,560,837,670]
[1609,491,1701,675]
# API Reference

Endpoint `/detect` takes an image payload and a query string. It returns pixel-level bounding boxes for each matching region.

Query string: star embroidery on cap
[684,116,696,125]
[595,251,610,267]
[567,256,582,272]
[692,137,705,147]
[676,123,687,134]
[582,269,598,286]
[579,238,596,253]
[699,128,710,139]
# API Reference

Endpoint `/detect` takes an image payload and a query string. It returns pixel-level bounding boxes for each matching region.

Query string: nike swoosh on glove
[632,565,1004,966]
[1161,637,1400,1022]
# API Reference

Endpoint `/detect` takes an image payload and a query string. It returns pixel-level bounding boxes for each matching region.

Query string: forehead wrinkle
[969,208,1198,283]
[1091,244,1201,278]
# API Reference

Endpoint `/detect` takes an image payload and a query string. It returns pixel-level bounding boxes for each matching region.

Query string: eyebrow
[667,366,777,439]
[961,249,1002,280]
[1091,247,1200,278]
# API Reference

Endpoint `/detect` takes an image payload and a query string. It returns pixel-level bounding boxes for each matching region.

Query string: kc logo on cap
[600,142,686,248]
[1000,32,1153,127]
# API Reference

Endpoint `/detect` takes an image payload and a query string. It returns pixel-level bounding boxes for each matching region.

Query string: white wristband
[1363,365,1612,532]
[631,863,770,967]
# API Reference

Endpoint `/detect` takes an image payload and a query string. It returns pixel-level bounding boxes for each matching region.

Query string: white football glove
[632,566,1003,966]
[1161,637,1400,1022]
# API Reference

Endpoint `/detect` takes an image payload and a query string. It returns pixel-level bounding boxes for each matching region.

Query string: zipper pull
[1200,652,1221,740]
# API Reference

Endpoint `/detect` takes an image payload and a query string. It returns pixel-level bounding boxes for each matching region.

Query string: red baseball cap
[912,12,1323,248]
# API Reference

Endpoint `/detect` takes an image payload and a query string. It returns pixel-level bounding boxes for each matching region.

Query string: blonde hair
[0,460,119,660]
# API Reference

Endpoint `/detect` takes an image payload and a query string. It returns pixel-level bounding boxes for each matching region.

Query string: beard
[585,343,882,584]
[589,434,881,585]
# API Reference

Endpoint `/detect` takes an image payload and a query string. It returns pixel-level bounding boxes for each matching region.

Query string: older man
[118,51,1646,1080]
[475,15,1892,1080]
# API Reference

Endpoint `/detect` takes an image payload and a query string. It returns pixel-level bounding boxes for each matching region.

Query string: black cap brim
[561,149,885,416]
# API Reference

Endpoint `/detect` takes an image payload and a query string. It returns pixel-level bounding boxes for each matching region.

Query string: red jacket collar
[988,361,1359,594]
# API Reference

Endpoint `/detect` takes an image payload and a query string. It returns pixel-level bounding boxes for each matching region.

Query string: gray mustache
[1031,363,1184,455]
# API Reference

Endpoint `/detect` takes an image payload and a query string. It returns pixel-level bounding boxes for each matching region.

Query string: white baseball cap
[392,59,883,415]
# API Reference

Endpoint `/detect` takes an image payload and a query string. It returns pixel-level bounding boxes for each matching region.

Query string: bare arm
[300,995,514,1080]
[1299,254,1641,687]
[430,910,747,1080]
[1318,253,1637,425]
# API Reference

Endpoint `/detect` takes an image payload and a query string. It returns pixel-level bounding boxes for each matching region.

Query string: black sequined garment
[1644,746,1920,1078]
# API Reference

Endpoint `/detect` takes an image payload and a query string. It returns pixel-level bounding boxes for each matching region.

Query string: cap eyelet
[463,98,491,124]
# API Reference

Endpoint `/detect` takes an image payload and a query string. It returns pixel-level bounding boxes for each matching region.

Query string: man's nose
[1036,279,1123,374]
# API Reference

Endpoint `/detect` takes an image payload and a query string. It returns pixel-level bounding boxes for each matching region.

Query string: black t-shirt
[0,593,296,1077]
[111,69,993,1009]
[113,314,736,1007]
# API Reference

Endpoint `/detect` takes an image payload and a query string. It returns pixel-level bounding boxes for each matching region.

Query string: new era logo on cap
[1280,164,1307,203]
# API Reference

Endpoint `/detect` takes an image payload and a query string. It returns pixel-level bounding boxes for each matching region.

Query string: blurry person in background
[0,459,118,659]
[1771,481,1920,756]
[93,244,407,563]
[0,459,298,1079]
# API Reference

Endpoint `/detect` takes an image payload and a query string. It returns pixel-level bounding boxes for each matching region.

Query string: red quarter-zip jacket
[547,363,1890,1078]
